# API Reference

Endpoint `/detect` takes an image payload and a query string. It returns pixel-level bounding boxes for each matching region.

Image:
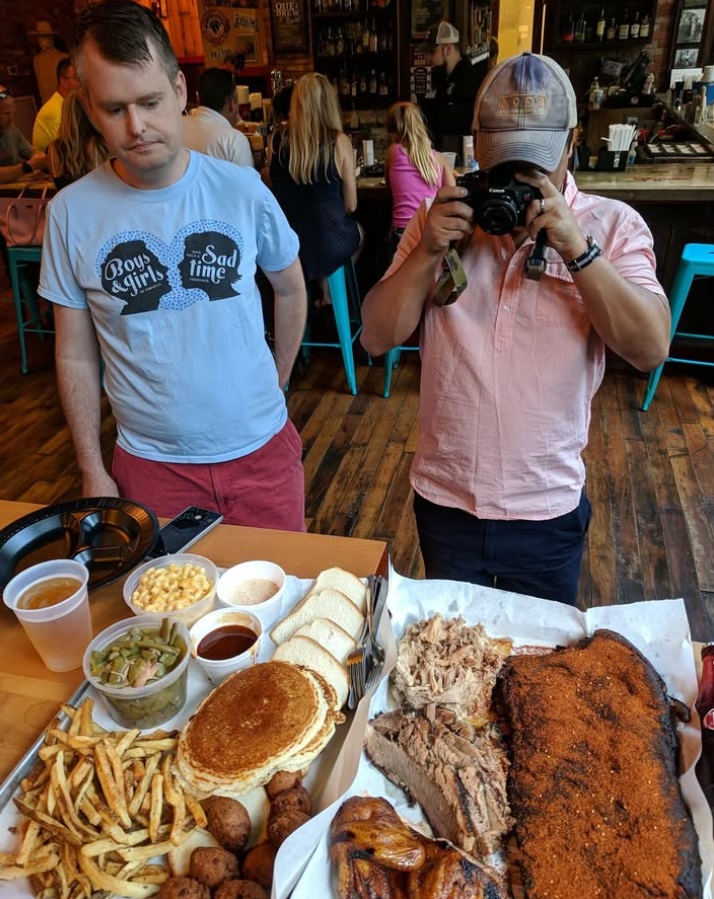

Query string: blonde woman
[385,101,455,251]
[47,89,109,188]
[269,73,362,305]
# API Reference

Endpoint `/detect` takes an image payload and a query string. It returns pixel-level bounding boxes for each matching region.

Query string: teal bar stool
[7,246,53,375]
[383,344,420,398]
[301,259,365,395]
[641,243,714,411]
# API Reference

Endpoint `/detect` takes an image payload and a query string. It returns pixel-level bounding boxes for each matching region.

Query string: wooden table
[0,500,388,782]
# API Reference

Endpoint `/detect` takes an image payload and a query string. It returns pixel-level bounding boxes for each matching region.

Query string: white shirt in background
[182,106,254,168]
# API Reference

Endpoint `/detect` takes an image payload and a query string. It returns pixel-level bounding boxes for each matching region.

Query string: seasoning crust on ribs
[499,629,703,899]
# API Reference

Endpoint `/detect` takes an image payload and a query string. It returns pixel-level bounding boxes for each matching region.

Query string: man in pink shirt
[361,53,670,605]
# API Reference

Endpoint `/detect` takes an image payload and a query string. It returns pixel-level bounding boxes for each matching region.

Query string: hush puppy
[265,770,303,800]
[267,809,311,848]
[205,796,252,853]
[241,841,277,890]
[214,881,268,899]
[157,877,210,899]
[189,846,239,888]
[269,785,312,819]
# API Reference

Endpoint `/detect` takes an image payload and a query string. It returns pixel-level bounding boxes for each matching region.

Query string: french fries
[0,698,202,899]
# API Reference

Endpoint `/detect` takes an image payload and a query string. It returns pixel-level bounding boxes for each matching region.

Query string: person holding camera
[360,53,670,606]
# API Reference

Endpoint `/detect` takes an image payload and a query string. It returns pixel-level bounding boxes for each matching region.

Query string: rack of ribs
[498,628,703,899]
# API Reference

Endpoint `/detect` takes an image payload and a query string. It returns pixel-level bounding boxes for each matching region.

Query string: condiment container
[83,616,190,728]
[123,553,217,627]
[216,560,286,630]
[189,607,263,685]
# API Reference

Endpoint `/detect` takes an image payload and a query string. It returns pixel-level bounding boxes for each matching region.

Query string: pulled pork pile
[391,615,512,724]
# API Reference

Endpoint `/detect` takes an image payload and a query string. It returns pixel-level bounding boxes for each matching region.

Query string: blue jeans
[413,490,591,606]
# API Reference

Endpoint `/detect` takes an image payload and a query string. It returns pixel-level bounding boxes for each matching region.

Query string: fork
[347,645,366,709]
[364,576,388,692]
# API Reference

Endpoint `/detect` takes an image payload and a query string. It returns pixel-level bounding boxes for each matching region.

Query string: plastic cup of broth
[3,559,92,672]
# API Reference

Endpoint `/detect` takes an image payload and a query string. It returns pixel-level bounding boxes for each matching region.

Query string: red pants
[113,420,305,531]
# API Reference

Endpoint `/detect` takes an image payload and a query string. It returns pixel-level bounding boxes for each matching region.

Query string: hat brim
[475,128,569,172]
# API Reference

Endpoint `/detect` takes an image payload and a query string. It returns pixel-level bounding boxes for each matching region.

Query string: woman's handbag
[0,186,50,247]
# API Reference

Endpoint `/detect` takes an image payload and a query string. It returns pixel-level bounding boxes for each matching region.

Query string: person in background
[360,53,670,606]
[269,72,362,308]
[47,90,109,188]
[420,21,486,157]
[385,100,455,259]
[32,58,80,153]
[39,0,307,530]
[0,87,47,183]
[181,67,254,168]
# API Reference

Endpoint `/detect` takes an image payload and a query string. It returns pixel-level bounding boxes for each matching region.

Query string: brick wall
[649,0,677,90]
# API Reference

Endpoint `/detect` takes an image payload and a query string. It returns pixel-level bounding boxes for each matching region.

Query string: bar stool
[7,246,53,375]
[641,243,714,411]
[383,344,420,398]
[301,259,364,395]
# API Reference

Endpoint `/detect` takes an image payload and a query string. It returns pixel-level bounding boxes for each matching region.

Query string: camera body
[456,164,542,235]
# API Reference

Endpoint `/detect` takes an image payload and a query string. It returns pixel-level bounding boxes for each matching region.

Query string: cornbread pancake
[177,661,328,797]
[499,629,703,899]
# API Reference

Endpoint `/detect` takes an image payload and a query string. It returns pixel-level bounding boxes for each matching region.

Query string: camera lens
[477,198,519,235]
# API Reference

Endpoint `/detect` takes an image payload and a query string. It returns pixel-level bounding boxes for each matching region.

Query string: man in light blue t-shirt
[39,0,308,529]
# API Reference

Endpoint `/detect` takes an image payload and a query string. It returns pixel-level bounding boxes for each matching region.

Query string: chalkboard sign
[270,0,308,54]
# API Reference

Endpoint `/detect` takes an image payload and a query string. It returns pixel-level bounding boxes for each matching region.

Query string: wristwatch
[21,160,33,174]
[565,236,603,272]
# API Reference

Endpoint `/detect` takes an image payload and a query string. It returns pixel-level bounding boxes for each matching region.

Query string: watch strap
[566,236,603,272]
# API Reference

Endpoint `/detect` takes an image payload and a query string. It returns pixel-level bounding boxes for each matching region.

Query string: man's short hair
[56,57,73,83]
[73,0,179,86]
[198,68,235,113]
[473,52,577,172]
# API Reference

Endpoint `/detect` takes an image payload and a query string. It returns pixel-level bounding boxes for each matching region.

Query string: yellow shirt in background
[32,92,63,153]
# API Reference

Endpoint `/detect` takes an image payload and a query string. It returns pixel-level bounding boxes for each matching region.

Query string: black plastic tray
[0,498,159,590]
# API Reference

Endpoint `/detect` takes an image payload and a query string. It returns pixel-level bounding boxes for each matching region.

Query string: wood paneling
[1,291,713,640]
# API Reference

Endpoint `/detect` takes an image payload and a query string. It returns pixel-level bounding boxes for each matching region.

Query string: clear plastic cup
[3,559,91,672]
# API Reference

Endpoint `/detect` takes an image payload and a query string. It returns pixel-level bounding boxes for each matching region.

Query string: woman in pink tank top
[385,101,456,256]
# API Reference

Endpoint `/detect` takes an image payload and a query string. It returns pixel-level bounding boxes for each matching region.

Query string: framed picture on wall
[670,0,708,71]
[270,0,309,54]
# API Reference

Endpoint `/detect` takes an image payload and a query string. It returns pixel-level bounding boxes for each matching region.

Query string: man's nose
[126,106,145,137]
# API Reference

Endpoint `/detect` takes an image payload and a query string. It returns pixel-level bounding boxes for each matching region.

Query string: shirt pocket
[535,257,586,328]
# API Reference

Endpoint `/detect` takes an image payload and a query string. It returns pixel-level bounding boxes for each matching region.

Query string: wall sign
[270,0,309,54]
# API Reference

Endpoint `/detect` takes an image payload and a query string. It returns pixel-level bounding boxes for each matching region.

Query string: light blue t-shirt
[39,152,299,464]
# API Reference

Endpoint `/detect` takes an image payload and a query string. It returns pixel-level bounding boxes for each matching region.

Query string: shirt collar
[192,106,230,127]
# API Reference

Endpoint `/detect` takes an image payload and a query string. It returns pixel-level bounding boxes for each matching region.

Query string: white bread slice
[313,567,368,614]
[272,636,349,708]
[270,589,364,645]
[296,617,357,666]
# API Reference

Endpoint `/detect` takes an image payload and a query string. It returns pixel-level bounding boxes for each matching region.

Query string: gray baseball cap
[473,53,577,172]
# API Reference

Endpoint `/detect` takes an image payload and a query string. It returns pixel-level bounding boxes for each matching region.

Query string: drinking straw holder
[596,150,629,172]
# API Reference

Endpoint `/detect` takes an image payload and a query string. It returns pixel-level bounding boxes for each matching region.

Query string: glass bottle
[606,17,617,40]
[369,68,377,94]
[575,11,587,41]
[695,644,714,808]
[630,11,640,39]
[619,9,630,39]
[562,10,575,42]
[379,70,388,95]
[639,14,650,38]
[596,7,606,41]
[370,18,379,52]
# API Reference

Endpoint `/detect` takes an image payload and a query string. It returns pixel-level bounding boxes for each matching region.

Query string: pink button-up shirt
[391,172,664,520]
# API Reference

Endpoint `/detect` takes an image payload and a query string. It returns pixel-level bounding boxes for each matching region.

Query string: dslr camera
[456,164,542,235]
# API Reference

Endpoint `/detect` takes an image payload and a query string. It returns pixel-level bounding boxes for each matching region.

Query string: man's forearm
[573,257,671,371]
[56,353,106,480]
[274,288,307,386]
[0,163,24,183]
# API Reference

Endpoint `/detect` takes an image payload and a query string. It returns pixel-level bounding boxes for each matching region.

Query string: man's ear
[176,70,188,112]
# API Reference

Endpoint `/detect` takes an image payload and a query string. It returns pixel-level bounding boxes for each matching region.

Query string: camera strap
[525,229,548,281]
[433,247,468,307]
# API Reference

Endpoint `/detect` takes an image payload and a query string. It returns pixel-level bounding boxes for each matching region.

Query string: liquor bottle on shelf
[369,68,377,94]
[359,70,368,94]
[575,11,587,42]
[596,7,606,41]
[378,70,388,96]
[562,10,575,42]
[629,11,640,39]
[351,70,358,98]
[336,26,345,56]
[639,14,650,39]
[606,17,617,40]
[619,9,630,40]
[369,19,378,52]
[362,21,370,51]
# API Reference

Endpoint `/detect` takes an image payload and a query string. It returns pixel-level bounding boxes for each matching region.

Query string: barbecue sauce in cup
[197,624,257,661]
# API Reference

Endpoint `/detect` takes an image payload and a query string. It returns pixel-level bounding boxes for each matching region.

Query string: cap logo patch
[498,94,548,116]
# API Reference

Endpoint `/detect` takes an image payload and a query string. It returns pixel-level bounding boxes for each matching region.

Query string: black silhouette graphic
[178,231,242,301]
[101,239,171,315]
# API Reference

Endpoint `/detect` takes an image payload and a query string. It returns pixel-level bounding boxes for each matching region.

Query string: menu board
[270,0,308,54]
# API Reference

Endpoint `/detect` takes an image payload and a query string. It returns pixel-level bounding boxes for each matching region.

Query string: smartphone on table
[148,506,223,558]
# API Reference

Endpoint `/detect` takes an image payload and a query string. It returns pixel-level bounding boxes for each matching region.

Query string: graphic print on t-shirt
[97,220,245,315]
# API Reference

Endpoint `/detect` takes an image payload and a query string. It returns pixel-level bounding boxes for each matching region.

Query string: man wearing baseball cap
[420,20,485,154]
[361,53,670,607]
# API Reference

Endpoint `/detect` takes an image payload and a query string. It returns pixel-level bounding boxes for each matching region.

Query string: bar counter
[0,500,388,782]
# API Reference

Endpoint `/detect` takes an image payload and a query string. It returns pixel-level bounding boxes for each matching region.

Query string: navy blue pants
[413,490,591,606]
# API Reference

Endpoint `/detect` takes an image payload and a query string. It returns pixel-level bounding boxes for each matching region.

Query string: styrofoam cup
[442,151,457,170]
[3,559,91,672]
[362,139,374,166]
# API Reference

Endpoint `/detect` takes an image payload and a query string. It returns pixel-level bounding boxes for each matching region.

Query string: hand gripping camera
[433,164,548,307]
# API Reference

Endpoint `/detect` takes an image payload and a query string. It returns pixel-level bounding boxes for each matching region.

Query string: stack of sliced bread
[271,567,369,708]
